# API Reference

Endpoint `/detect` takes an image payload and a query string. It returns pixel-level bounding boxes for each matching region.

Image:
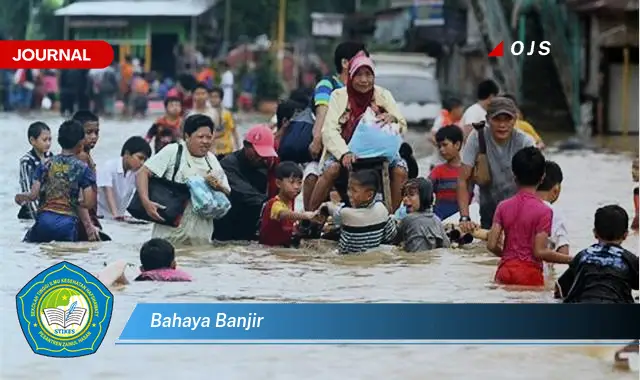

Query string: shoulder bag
[472,122,492,186]
[127,143,191,227]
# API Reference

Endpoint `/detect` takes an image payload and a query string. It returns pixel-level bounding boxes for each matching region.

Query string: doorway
[151,33,179,79]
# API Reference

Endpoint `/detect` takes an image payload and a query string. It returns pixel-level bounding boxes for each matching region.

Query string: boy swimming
[396,178,450,252]
[555,205,638,303]
[15,120,96,243]
[487,147,571,286]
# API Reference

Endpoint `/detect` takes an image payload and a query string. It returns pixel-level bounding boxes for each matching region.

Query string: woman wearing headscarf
[308,51,408,213]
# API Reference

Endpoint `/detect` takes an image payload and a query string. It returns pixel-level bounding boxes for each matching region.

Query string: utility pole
[277,0,287,74]
[221,0,232,56]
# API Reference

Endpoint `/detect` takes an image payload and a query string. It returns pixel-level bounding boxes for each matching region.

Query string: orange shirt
[120,63,133,93]
[133,78,149,94]
[196,68,214,84]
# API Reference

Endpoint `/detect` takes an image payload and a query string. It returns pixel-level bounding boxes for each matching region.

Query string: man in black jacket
[213,125,278,241]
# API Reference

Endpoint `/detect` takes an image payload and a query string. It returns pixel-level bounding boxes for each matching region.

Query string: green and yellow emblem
[16,261,113,358]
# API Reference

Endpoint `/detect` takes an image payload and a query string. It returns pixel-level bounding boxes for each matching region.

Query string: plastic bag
[186,176,231,220]
[348,107,402,161]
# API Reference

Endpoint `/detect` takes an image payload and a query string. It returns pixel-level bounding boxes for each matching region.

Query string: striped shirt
[429,163,463,220]
[18,149,52,219]
[327,201,397,254]
[313,75,344,107]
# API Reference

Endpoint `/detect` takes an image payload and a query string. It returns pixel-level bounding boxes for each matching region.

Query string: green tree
[254,52,283,101]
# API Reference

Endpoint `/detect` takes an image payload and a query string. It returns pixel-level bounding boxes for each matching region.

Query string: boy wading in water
[72,110,104,241]
[259,161,320,247]
[15,120,97,243]
[18,122,53,220]
[555,205,638,303]
[487,147,571,287]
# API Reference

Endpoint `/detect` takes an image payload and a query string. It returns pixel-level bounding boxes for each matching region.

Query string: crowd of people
[0,56,236,119]
[12,41,638,314]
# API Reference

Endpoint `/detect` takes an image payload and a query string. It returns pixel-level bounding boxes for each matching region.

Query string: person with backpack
[277,42,368,212]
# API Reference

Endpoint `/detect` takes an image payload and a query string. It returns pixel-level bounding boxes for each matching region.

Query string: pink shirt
[43,75,58,94]
[493,191,552,268]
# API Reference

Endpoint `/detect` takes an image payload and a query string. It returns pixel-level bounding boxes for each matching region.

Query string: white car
[374,68,442,128]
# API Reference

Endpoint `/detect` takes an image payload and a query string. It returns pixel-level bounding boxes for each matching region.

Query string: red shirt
[493,191,552,268]
[259,196,294,246]
[429,163,461,202]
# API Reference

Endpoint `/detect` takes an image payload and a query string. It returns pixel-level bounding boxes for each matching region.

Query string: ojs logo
[488,41,551,57]
[16,261,113,358]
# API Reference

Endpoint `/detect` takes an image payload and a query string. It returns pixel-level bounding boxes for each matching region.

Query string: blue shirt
[35,154,96,216]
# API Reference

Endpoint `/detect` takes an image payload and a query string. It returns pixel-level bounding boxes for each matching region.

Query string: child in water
[18,121,53,220]
[395,178,450,252]
[15,120,96,243]
[536,161,569,255]
[135,238,192,282]
[71,110,104,241]
[487,147,571,287]
[259,161,319,247]
[555,205,638,303]
[319,169,397,254]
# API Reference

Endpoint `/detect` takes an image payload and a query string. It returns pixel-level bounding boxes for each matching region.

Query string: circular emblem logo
[16,261,113,358]
[39,287,91,339]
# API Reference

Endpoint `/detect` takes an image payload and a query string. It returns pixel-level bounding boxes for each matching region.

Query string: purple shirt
[493,191,552,268]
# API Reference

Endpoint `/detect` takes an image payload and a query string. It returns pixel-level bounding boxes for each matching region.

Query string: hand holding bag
[186,176,231,219]
[472,122,492,186]
[127,144,190,226]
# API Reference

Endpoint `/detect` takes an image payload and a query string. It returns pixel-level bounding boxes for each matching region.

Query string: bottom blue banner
[118,303,639,341]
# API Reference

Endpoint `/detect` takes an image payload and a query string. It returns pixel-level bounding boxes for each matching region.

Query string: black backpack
[277,76,339,164]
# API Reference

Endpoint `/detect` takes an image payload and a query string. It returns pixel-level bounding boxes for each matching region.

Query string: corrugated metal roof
[55,0,215,17]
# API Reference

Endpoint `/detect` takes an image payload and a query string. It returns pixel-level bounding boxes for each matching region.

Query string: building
[54,0,217,77]
[565,0,639,135]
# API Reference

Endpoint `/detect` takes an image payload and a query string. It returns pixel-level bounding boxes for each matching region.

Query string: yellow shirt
[270,196,290,220]
[320,85,407,164]
[516,119,542,143]
[215,109,236,155]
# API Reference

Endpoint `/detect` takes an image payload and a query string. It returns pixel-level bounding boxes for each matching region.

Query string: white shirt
[460,103,487,127]
[97,158,139,218]
[221,70,234,109]
[543,200,570,252]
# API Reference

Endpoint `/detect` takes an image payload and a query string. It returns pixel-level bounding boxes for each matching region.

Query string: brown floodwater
[0,112,637,379]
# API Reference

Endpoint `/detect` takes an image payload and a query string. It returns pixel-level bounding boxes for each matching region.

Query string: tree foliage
[254,52,283,101]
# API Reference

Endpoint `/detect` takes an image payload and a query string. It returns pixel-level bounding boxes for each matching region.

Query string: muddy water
[0,112,637,379]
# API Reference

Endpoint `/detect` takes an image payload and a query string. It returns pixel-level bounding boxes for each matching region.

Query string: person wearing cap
[309,51,408,214]
[457,96,535,232]
[213,124,279,241]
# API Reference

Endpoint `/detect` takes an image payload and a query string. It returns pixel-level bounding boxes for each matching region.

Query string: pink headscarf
[343,51,376,143]
[348,52,375,78]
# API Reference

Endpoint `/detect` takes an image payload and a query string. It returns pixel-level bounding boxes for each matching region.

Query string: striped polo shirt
[313,75,344,107]
[327,201,397,254]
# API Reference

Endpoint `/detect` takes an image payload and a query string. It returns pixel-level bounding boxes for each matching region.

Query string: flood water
[0,112,637,379]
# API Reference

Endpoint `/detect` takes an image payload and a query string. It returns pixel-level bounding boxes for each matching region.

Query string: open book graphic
[42,301,87,329]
